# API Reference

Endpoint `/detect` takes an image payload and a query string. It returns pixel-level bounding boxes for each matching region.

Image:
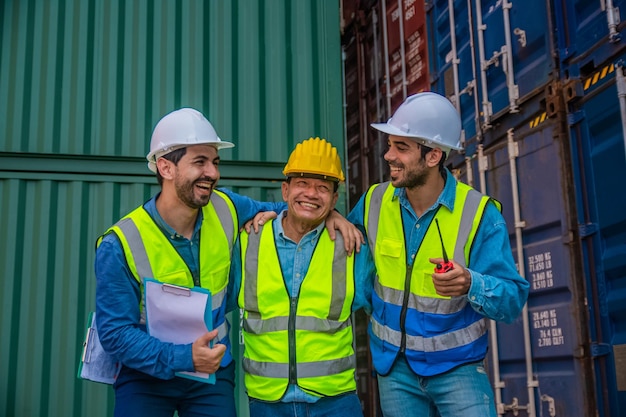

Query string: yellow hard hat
[283,137,345,182]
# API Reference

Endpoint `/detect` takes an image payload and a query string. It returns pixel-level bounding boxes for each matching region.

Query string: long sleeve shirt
[347,170,529,324]
[227,210,376,403]
[95,188,285,380]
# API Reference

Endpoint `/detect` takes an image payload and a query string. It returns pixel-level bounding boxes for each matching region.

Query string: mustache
[195,177,217,184]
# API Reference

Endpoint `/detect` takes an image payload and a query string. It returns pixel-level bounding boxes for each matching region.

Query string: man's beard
[390,162,428,189]
[175,177,214,209]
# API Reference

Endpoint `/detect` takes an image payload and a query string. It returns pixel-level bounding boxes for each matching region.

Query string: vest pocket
[208,263,229,293]
[154,269,193,287]
[420,269,451,300]
[379,238,402,258]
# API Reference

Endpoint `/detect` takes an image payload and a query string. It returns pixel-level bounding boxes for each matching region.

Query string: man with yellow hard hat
[228,137,375,417]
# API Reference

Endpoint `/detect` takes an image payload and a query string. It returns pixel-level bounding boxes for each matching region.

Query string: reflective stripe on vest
[240,222,356,400]
[371,316,488,351]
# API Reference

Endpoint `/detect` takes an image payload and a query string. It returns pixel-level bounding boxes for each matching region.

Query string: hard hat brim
[146,140,235,173]
[370,122,462,151]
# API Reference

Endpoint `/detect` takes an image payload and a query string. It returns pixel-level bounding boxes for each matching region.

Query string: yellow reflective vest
[238,221,356,401]
[97,190,238,361]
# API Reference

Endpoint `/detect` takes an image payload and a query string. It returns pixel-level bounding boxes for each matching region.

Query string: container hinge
[578,222,599,237]
[591,342,612,357]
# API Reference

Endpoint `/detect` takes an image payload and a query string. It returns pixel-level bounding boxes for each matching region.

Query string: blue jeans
[377,355,496,417]
[113,362,236,417]
[249,392,363,417]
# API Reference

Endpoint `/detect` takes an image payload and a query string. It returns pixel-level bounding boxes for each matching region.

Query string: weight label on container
[528,251,554,290]
[532,309,565,347]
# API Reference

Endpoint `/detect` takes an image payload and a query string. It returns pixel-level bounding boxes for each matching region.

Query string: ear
[331,191,339,209]
[427,148,444,167]
[156,158,175,180]
[281,181,289,202]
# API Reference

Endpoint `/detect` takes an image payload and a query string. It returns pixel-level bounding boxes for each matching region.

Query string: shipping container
[341,0,425,207]
[341,0,626,416]
[0,1,346,416]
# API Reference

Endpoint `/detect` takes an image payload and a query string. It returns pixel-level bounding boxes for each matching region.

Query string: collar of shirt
[391,168,457,218]
[144,192,203,243]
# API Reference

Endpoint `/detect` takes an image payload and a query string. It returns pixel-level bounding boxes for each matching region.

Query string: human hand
[325,210,364,255]
[244,211,277,234]
[429,258,471,297]
[191,330,226,374]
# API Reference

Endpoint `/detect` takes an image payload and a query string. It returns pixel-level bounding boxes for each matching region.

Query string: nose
[384,146,395,162]
[204,161,220,180]
[302,182,317,196]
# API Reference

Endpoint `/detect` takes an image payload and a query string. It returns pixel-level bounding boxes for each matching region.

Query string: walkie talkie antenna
[434,219,453,273]
[435,219,448,262]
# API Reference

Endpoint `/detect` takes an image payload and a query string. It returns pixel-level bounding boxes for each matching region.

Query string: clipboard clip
[162,283,192,297]
[81,326,93,363]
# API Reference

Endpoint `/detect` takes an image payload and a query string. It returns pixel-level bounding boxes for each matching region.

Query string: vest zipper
[399,264,413,352]
[288,296,298,384]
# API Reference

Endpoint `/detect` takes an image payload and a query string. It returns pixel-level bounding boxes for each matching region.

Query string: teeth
[196,182,212,190]
[300,202,318,209]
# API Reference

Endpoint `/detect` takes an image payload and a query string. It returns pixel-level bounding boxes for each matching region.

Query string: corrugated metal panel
[0,0,344,164]
[0,1,345,416]
[0,177,158,417]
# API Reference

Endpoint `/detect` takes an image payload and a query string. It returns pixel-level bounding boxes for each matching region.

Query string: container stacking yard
[342,1,626,416]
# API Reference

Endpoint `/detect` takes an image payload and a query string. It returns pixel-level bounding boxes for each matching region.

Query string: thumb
[197,329,219,346]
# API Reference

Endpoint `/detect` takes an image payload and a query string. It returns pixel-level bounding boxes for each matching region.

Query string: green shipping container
[0,1,346,416]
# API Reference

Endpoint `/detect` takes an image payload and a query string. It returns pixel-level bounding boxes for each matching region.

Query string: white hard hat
[146,108,235,173]
[371,92,462,154]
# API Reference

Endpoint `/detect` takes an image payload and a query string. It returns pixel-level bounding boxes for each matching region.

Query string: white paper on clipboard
[144,278,215,384]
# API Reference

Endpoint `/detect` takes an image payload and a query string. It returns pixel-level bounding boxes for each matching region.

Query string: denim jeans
[113,362,236,417]
[248,392,363,417]
[377,355,496,417]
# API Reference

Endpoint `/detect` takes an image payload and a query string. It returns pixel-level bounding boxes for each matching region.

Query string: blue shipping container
[444,2,626,417]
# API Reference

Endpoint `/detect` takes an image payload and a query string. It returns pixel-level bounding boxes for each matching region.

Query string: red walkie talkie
[434,219,454,273]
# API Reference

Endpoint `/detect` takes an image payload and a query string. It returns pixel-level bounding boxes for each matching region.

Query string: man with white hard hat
[348,92,529,417]
[94,108,361,416]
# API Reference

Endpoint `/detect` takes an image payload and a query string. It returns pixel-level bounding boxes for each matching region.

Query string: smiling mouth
[298,201,320,209]
[195,181,214,191]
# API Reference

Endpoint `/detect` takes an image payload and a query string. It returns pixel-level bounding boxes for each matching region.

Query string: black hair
[155,147,187,186]
[417,143,447,178]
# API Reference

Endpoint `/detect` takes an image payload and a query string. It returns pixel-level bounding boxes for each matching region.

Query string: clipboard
[143,278,215,384]
[77,311,121,384]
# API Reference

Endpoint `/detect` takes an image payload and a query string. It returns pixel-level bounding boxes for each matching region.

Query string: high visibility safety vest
[238,221,357,401]
[98,190,238,365]
[364,181,499,376]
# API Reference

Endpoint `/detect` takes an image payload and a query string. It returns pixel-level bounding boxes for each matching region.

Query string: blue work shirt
[348,169,529,324]
[228,210,375,403]
[95,188,285,380]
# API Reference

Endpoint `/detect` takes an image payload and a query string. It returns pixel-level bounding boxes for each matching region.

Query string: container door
[566,56,626,417]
